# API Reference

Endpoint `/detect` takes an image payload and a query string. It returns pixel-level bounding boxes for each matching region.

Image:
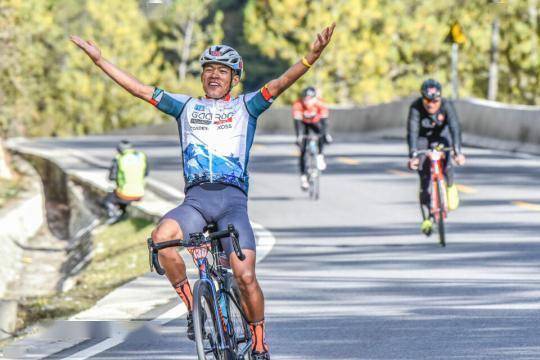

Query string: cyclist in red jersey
[292,86,331,190]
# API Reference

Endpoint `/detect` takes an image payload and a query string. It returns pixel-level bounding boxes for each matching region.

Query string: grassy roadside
[17,217,154,329]
[0,178,25,208]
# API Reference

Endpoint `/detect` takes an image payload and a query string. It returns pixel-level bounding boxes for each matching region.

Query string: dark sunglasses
[423,97,441,104]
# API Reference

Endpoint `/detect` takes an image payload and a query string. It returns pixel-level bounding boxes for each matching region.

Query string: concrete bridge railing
[111,97,540,152]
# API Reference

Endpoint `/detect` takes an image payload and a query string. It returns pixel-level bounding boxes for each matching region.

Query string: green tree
[244,0,539,105]
[147,0,225,96]
[50,0,168,135]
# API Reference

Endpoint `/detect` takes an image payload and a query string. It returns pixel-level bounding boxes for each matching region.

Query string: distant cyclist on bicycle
[72,22,335,360]
[407,79,466,236]
[292,86,331,190]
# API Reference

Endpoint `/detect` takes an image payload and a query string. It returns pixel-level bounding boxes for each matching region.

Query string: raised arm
[70,35,154,102]
[266,23,336,98]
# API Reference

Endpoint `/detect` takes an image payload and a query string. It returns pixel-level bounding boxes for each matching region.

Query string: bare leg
[230,250,269,353]
[229,250,263,321]
[151,219,192,309]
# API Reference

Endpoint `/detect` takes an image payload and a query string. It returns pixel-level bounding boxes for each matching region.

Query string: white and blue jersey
[150,87,274,193]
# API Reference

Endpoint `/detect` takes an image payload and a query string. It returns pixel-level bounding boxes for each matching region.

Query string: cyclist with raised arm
[407,79,466,236]
[292,86,330,190]
[71,22,335,359]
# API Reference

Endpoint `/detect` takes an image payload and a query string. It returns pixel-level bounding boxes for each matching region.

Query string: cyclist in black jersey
[407,79,466,235]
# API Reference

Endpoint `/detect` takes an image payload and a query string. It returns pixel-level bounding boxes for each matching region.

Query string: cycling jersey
[407,97,462,158]
[150,87,274,193]
[292,98,329,124]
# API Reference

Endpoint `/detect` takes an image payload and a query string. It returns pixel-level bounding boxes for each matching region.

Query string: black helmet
[302,86,317,98]
[420,79,442,100]
[117,139,132,153]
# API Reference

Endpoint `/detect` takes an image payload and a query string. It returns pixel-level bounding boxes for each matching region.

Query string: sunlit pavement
[6,134,540,359]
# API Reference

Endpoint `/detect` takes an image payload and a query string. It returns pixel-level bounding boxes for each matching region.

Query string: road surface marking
[456,184,477,194]
[387,169,413,177]
[336,157,361,165]
[513,201,540,212]
[65,304,187,359]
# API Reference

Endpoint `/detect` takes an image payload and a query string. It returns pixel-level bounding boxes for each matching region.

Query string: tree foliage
[244,0,540,105]
[0,0,538,139]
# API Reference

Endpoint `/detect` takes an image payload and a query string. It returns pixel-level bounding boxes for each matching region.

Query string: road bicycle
[417,144,453,247]
[148,223,252,359]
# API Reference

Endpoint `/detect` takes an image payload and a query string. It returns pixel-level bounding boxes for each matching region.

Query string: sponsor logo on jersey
[217,124,233,130]
[422,118,434,128]
[190,125,208,131]
[214,117,233,125]
[190,110,212,125]
[214,112,234,121]
[191,118,212,125]
[195,104,205,111]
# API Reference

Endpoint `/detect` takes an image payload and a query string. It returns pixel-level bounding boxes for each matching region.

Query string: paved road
[8,134,540,359]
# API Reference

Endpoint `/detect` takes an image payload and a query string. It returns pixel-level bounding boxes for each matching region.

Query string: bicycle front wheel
[193,280,228,360]
[437,181,446,247]
[223,273,252,358]
[307,150,320,201]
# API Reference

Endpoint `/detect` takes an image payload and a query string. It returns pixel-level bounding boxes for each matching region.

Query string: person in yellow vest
[104,139,149,221]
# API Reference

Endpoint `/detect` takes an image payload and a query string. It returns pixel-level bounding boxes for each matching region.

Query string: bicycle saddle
[203,222,218,233]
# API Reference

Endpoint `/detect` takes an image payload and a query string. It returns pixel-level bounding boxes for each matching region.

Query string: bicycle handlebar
[415,147,453,155]
[147,224,245,275]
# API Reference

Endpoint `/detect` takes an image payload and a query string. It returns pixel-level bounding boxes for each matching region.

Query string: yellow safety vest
[116,150,147,200]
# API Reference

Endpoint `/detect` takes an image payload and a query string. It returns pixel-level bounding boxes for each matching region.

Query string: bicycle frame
[425,149,448,222]
[147,224,250,357]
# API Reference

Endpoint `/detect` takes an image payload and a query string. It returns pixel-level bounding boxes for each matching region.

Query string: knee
[152,221,182,242]
[152,222,183,263]
[235,270,257,290]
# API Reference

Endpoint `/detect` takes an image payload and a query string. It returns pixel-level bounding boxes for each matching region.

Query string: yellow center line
[336,157,361,165]
[387,169,413,177]
[456,184,477,194]
[513,201,540,212]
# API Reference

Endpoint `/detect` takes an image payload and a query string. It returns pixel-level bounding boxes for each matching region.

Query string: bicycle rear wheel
[193,280,229,360]
[437,181,446,247]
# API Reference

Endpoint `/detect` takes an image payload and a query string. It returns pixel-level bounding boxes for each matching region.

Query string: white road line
[252,222,277,263]
[64,303,188,359]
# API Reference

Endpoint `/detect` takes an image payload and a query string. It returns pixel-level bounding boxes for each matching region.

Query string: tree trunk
[451,43,459,99]
[529,0,538,103]
[178,16,195,81]
[488,17,499,101]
